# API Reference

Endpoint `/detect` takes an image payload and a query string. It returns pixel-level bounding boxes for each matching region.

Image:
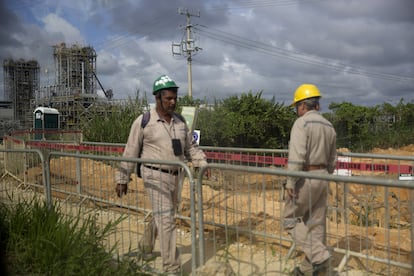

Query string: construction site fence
[0,148,200,274]
[6,129,82,144]
[1,145,413,275]
[4,133,414,176]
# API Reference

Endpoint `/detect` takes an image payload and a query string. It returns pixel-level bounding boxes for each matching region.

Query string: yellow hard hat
[291,84,321,106]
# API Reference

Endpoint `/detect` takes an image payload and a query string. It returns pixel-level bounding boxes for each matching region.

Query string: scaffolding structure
[3,59,39,129]
[53,42,96,95]
[2,43,114,132]
[34,43,110,129]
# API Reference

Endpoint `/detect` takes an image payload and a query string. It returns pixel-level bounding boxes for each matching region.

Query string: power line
[207,0,325,11]
[194,25,414,84]
[93,16,176,52]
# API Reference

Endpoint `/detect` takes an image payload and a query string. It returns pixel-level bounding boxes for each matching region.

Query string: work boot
[137,240,156,261]
[291,266,305,276]
[291,258,313,276]
[137,250,156,262]
[291,258,335,276]
[312,258,336,276]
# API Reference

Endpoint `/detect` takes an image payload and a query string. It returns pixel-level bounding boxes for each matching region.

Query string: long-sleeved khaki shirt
[115,108,207,185]
[286,110,337,189]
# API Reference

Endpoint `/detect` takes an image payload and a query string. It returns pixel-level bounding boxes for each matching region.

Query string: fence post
[43,150,52,208]
[76,150,82,194]
[410,189,414,275]
[23,151,28,185]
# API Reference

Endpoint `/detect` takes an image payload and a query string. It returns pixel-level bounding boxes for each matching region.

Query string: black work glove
[116,184,128,197]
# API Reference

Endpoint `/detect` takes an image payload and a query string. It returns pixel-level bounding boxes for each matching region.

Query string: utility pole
[172,8,201,98]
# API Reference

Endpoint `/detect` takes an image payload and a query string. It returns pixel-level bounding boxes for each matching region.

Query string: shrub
[0,195,147,275]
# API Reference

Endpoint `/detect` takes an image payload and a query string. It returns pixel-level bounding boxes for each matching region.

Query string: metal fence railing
[195,164,414,275]
[0,148,199,275]
[1,134,414,275]
[4,134,413,177]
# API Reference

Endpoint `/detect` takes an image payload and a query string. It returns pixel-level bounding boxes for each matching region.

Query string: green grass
[0,195,149,276]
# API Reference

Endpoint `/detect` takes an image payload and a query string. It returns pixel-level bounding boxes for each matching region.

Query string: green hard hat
[152,75,179,95]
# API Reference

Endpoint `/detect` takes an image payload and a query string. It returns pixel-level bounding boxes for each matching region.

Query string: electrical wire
[92,1,324,52]
[194,25,414,83]
[93,16,177,51]
[207,0,325,11]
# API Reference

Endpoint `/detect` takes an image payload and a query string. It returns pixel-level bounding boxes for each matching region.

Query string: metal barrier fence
[0,148,200,275]
[195,164,414,275]
[7,129,82,143]
[4,136,414,177]
[1,135,414,275]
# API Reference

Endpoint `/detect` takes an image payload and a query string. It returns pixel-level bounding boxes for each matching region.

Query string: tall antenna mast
[172,8,202,98]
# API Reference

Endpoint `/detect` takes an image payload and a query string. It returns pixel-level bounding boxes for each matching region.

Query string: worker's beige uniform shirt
[286,110,336,189]
[115,108,207,184]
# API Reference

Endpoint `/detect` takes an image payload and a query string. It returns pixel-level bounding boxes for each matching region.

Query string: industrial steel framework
[53,42,96,95]
[34,43,109,129]
[3,59,40,129]
[3,43,115,132]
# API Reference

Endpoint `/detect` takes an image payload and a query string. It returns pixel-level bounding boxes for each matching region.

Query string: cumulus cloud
[0,0,413,105]
[41,13,84,45]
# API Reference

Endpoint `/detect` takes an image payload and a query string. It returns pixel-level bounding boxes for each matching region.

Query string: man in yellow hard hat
[283,84,337,275]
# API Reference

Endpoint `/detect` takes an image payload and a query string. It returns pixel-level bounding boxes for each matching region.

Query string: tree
[196,91,295,148]
[328,99,414,151]
[82,89,414,152]
[328,102,379,151]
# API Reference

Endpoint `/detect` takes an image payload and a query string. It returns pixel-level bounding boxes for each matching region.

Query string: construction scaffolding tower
[35,43,110,129]
[53,42,96,95]
[3,59,39,129]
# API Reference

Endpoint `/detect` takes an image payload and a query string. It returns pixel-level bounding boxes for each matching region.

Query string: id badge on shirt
[172,139,183,156]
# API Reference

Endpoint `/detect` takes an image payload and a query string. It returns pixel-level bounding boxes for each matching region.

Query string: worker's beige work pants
[142,168,180,273]
[283,174,330,269]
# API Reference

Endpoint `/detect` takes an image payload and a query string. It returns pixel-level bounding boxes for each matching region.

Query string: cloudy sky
[1,0,413,109]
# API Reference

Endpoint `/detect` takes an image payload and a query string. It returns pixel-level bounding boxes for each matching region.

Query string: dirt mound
[371,144,414,156]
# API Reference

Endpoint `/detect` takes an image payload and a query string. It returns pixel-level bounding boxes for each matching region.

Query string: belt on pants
[304,164,327,171]
[143,165,179,175]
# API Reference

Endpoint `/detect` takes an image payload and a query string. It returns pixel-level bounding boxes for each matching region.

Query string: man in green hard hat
[115,75,207,275]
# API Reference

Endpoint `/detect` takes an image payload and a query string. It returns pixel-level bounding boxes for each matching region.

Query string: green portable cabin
[33,107,60,140]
